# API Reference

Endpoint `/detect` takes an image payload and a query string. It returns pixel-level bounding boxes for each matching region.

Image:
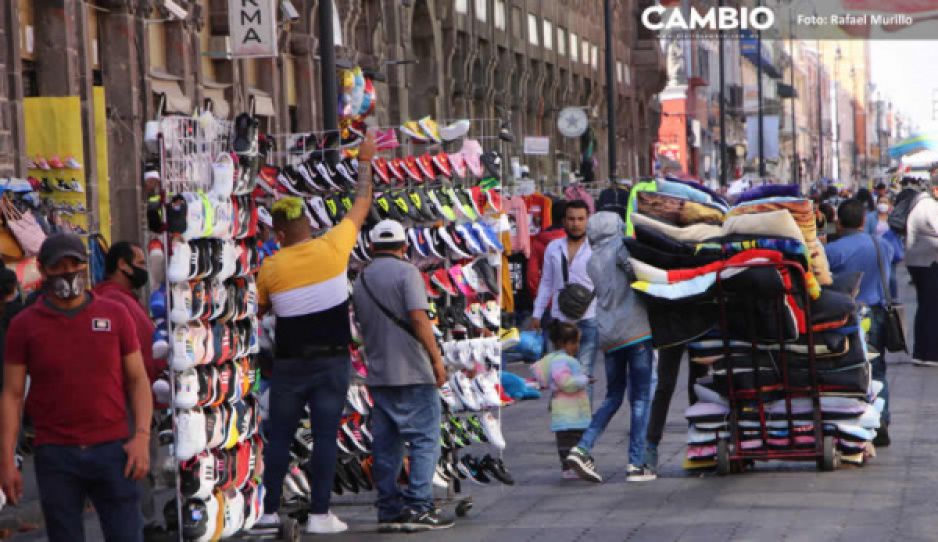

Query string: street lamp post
[604,0,617,181]
[318,0,338,138]
[756,0,765,178]
[718,0,728,186]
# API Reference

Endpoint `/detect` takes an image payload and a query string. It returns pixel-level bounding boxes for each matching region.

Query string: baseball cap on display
[38,233,87,267]
[370,220,406,245]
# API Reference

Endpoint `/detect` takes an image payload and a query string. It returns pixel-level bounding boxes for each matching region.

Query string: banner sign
[229,0,278,58]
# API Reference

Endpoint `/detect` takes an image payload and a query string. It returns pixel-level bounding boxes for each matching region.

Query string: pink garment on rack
[564,184,595,213]
[503,196,531,258]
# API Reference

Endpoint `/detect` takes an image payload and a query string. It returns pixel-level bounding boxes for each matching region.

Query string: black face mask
[123,264,149,289]
[46,272,85,300]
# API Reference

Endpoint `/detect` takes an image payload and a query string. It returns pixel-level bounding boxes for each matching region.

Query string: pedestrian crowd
[2,151,937,540]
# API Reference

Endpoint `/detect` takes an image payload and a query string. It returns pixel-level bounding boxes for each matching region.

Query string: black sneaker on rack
[479,454,515,485]
[232,113,258,155]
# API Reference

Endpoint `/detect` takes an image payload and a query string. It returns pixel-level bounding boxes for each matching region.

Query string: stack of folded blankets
[625,180,883,467]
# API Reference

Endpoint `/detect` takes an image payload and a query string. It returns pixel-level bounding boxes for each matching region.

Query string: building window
[582,39,590,65]
[570,32,578,62]
[474,0,487,22]
[22,60,38,97]
[616,61,623,83]
[591,45,598,69]
[527,14,538,46]
[557,27,566,56]
[512,7,522,35]
[494,0,505,29]
[543,20,553,50]
[624,64,631,86]
[456,0,468,13]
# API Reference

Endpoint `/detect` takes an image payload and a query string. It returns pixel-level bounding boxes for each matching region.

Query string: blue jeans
[868,306,890,424]
[263,355,350,514]
[370,385,442,521]
[576,318,599,402]
[34,440,143,542]
[577,340,656,466]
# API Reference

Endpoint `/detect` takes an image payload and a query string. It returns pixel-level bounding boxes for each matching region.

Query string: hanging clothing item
[507,253,532,313]
[500,229,514,313]
[564,184,595,213]
[522,193,553,237]
[503,196,531,258]
[625,179,659,237]
[528,227,567,298]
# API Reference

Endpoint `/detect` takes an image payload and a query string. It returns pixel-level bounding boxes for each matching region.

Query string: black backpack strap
[360,270,419,342]
[561,250,569,285]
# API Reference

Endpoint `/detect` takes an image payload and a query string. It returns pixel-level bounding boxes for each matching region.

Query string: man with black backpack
[351,219,451,532]
[905,174,938,367]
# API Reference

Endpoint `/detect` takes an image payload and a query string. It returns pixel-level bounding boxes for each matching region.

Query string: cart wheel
[819,435,839,472]
[282,518,300,542]
[716,440,731,476]
[456,497,473,517]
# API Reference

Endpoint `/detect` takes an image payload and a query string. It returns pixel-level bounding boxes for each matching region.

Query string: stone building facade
[1,0,665,241]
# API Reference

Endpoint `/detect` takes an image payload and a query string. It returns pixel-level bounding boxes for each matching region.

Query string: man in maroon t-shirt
[0,234,152,542]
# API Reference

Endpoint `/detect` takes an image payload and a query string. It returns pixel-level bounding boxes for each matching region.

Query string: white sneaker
[481,411,506,450]
[167,239,193,284]
[211,152,235,199]
[913,359,938,367]
[174,368,199,409]
[305,512,348,534]
[175,408,207,461]
[451,372,481,411]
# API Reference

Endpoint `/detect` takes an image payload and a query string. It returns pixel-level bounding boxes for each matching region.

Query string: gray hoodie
[586,212,652,352]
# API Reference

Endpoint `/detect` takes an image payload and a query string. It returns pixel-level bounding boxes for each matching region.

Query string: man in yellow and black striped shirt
[254,133,375,535]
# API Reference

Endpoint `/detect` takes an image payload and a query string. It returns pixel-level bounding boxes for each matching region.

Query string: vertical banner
[229,0,278,58]
[93,87,111,243]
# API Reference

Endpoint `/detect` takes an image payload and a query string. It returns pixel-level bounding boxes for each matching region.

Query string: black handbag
[872,236,908,353]
[557,251,594,321]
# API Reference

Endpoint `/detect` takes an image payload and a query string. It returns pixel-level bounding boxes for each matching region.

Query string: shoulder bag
[556,249,594,321]
[871,235,908,353]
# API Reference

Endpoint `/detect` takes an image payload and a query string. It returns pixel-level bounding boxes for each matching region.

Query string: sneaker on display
[402,156,424,183]
[481,411,506,450]
[448,266,475,297]
[455,224,483,254]
[167,239,193,284]
[464,304,485,330]
[400,121,429,142]
[309,196,333,228]
[175,368,200,409]
[459,456,491,484]
[481,301,500,328]
[498,328,520,349]
[152,326,170,360]
[479,454,514,485]
[416,153,436,180]
[481,150,503,180]
[305,512,348,534]
[182,193,205,241]
[409,229,430,258]
[388,158,407,183]
[182,496,218,542]
[441,119,471,142]
[424,228,447,260]
[180,451,217,500]
[176,409,208,461]
[431,268,459,297]
[472,221,504,252]
[171,325,197,371]
[221,486,246,537]
[147,238,165,285]
[474,370,502,409]
[439,381,464,411]
[211,153,235,199]
[421,272,441,298]
[566,448,602,483]
[418,116,442,143]
[375,128,400,152]
[451,372,481,411]
[439,227,471,260]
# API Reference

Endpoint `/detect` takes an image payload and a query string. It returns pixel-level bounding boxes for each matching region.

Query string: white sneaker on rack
[305,512,348,534]
[481,411,506,450]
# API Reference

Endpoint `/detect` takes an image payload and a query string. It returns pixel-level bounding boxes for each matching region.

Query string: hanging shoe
[418,116,442,143]
[416,153,436,181]
[441,119,471,142]
[400,121,428,142]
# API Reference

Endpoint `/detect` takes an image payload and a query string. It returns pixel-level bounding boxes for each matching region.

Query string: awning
[889,133,938,160]
[149,70,191,114]
[202,81,231,119]
[249,89,275,117]
[739,30,781,79]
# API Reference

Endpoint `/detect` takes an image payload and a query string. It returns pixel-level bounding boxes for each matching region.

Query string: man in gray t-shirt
[351,220,451,531]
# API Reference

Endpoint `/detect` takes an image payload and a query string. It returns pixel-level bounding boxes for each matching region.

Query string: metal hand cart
[712,260,839,474]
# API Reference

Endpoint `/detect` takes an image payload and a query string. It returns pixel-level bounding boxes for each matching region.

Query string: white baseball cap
[370,219,406,244]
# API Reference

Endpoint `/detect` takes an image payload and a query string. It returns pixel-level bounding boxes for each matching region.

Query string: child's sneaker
[565,447,602,483]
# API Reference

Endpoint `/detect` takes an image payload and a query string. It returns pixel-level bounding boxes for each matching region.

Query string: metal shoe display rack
[157,114,267,541]
[264,122,510,517]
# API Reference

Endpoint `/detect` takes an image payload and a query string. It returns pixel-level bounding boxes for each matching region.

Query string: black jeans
[646,345,708,447]
[555,429,585,469]
[909,264,938,362]
[262,355,350,514]
[34,440,143,542]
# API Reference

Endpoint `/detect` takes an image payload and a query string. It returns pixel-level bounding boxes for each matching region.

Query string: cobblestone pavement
[8,269,938,542]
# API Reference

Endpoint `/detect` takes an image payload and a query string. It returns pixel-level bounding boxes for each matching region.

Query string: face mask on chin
[46,272,86,301]
[877,203,890,214]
